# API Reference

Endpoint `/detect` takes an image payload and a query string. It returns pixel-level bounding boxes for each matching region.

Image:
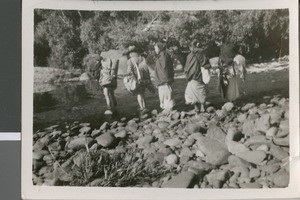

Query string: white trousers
[158,83,175,110]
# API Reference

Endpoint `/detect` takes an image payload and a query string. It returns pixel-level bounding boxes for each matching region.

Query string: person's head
[153,40,166,54]
[189,39,201,51]
[126,45,140,58]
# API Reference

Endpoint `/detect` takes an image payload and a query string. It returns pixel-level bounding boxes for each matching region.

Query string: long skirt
[185,80,206,104]
[218,75,241,102]
[158,83,175,110]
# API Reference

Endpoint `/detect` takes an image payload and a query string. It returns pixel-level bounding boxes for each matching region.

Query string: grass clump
[67,147,170,187]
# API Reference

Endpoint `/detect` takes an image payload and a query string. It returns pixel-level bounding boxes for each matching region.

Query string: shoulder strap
[131,58,142,80]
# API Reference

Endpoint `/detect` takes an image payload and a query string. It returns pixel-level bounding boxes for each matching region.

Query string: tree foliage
[34,9,289,69]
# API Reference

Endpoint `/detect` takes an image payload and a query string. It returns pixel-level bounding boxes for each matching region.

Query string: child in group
[184,39,211,113]
[99,57,119,115]
[153,41,175,113]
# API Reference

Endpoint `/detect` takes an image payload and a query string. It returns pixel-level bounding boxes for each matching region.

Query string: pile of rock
[32,96,289,188]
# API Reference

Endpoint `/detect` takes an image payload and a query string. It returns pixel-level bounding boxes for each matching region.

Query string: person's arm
[157,52,168,69]
[111,59,119,78]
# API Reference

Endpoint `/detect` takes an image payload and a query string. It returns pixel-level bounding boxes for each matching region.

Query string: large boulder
[206,124,226,144]
[67,137,94,150]
[236,150,267,165]
[196,136,231,165]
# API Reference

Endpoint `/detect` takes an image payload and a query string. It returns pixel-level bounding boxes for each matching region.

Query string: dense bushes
[34,9,289,70]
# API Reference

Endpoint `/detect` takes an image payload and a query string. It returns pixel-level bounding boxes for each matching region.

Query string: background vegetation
[34,9,289,71]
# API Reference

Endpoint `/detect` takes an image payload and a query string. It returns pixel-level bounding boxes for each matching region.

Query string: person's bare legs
[137,94,146,110]
[103,87,113,114]
[200,103,206,113]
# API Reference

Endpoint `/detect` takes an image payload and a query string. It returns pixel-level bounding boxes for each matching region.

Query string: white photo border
[22,0,300,199]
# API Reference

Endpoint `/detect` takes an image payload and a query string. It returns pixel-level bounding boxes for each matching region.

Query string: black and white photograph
[22,0,299,199]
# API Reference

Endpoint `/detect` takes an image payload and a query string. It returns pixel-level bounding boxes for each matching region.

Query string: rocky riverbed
[32,95,289,188]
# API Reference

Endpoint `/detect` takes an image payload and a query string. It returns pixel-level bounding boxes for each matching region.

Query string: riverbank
[33,95,289,188]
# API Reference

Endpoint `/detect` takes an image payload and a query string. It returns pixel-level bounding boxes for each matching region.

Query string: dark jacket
[185,49,209,82]
[154,50,174,86]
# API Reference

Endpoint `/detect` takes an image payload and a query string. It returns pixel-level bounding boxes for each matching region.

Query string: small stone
[249,168,261,178]
[99,122,109,131]
[162,171,196,188]
[115,130,127,139]
[171,112,180,120]
[279,119,289,130]
[120,117,126,122]
[91,129,101,138]
[266,127,278,138]
[256,144,269,152]
[126,122,138,132]
[255,114,270,133]
[227,140,249,155]
[89,178,103,186]
[33,150,49,160]
[244,135,270,146]
[163,137,182,147]
[67,137,94,150]
[239,182,262,188]
[206,106,215,113]
[269,108,282,124]
[222,102,234,112]
[270,144,289,160]
[188,160,215,171]
[215,109,228,120]
[180,156,190,165]
[242,103,256,111]
[237,113,247,123]
[185,123,204,134]
[79,126,91,135]
[195,150,205,157]
[259,163,280,174]
[136,135,154,148]
[180,111,187,119]
[242,119,256,137]
[228,155,251,168]
[236,150,267,165]
[182,138,195,147]
[96,133,116,148]
[206,124,226,144]
[168,120,181,129]
[158,121,169,129]
[206,170,230,186]
[276,129,289,138]
[151,109,158,116]
[180,148,193,157]
[273,136,289,147]
[273,170,289,187]
[231,166,249,178]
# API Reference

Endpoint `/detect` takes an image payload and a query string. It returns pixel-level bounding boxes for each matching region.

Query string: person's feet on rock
[161,108,172,116]
[104,109,113,115]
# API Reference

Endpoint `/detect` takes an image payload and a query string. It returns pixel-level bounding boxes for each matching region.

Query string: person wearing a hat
[184,39,211,113]
[99,57,119,115]
[153,40,175,113]
[125,45,154,114]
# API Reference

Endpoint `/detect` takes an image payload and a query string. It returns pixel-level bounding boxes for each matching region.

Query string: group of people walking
[97,38,246,116]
